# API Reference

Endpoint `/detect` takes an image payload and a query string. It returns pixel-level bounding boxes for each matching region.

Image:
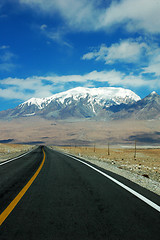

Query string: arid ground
[0,143,35,162]
[55,146,160,182]
[0,117,160,193]
[54,145,160,195]
[0,117,160,146]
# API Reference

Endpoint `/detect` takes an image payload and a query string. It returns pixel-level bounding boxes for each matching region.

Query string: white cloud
[0,46,17,72]
[0,69,159,101]
[143,63,160,77]
[20,0,99,31]
[100,0,160,33]
[82,39,160,80]
[82,39,148,64]
[142,53,160,77]
[36,70,125,85]
[19,0,160,34]
[46,29,72,48]
[39,24,72,47]
[0,76,54,100]
[0,88,28,100]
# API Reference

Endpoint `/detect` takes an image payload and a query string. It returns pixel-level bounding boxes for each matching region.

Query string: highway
[0,146,160,239]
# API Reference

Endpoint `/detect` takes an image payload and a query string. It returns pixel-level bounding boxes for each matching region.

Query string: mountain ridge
[0,87,140,120]
[0,87,159,121]
[20,87,140,109]
[107,91,160,120]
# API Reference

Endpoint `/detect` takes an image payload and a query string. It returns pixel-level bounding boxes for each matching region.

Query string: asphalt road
[0,146,160,240]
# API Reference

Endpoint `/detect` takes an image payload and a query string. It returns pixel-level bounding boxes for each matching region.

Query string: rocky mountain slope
[0,87,140,120]
[107,91,160,120]
[1,87,160,121]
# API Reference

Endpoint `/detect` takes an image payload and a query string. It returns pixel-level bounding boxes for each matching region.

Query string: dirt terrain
[0,117,160,146]
[54,145,160,197]
[56,146,160,182]
[0,143,35,162]
[0,117,160,194]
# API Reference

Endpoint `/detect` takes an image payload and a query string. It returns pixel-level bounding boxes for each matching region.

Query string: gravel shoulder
[54,146,160,196]
[82,157,160,196]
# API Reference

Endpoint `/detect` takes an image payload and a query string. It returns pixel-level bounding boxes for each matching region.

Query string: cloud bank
[82,39,149,64]
[0,70,158,101]
[19,0,160,34]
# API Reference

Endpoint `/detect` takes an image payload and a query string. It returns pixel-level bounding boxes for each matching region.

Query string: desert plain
[0,117,160,194]
[0,117,160,146]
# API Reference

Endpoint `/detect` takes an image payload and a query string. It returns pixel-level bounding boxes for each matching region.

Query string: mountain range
[107,91,160,120]
[0,87,159,121]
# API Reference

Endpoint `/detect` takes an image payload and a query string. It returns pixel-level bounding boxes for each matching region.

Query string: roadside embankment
[53,146,160,196]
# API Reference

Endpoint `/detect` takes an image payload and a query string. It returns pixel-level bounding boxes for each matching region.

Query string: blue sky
[0,0,160,110]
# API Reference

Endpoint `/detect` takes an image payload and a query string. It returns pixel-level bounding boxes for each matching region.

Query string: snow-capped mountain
[0,87,140,120]
[1,87,160,120]
[20,87,140,109]
[20,87,140,110]
[107,91,160,120]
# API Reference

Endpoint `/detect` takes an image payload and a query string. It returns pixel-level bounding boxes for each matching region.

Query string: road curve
[0,146,160,240]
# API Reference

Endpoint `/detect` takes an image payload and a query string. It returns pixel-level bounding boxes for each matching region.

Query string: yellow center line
[0,148,46,226]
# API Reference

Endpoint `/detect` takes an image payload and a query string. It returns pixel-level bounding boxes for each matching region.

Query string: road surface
[0,146,160,239]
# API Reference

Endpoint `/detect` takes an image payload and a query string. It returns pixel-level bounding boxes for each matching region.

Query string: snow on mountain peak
[20,87,141,109]
[21,97,46,109]
[150,91,157,95]
[48,87,140,103]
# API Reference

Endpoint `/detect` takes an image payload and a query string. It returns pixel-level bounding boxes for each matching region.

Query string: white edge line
[64,153,160,213]
[0,147,37,166]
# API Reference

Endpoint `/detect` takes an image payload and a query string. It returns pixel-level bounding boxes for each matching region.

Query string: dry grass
[0,143,35,162]
[56,146,160,182]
